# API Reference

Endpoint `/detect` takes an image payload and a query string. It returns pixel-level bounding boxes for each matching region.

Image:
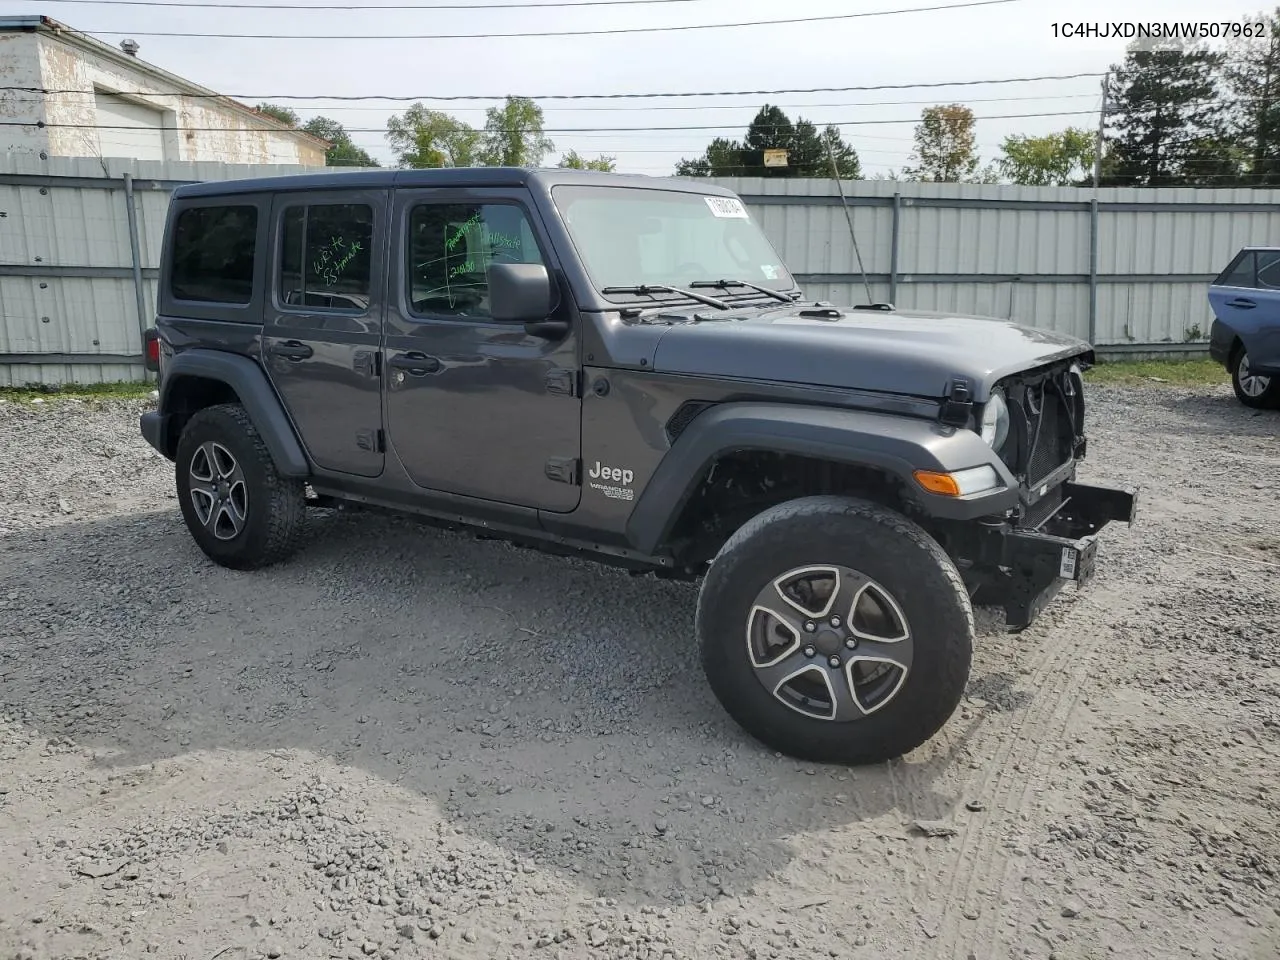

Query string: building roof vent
[120,38,140,56]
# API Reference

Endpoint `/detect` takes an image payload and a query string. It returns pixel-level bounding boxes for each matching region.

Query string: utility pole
[1093,70,1111,189]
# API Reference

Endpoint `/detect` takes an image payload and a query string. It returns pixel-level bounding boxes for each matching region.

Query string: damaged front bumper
[966,481,1138,631]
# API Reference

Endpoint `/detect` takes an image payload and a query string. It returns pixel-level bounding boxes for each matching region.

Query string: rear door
[1210,249,1280,372]
[263,189,388,477]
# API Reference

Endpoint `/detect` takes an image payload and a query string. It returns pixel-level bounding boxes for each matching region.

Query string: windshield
[550,185,794,299]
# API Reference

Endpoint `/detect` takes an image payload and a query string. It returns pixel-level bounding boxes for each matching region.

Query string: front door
[263,189,387,478]
[383,189,581,512]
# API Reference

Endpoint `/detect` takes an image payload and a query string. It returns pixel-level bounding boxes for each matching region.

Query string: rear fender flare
[161,349,310,478]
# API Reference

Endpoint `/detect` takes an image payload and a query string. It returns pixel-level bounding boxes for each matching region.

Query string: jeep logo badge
[588,460,633,486]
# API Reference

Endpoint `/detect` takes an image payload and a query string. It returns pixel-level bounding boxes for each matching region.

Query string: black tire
[1230,345,1280,410]
[174,403,307,570]
[695,495,973,765]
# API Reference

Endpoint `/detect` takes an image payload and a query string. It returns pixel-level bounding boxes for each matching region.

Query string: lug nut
[803,621,817,633]
[845,637,858,649]
[830,616,841,627]
[827,655,841,668]
[803,645,816,658]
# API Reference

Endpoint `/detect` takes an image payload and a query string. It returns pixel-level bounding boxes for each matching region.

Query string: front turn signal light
[913,465,1001,497]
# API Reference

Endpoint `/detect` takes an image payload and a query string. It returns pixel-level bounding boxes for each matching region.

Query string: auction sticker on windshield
[705,196,749,219]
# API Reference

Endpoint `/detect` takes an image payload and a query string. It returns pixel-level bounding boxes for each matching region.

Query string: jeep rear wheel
[1231,346,1280,409]
[696,495,972,765]
[174,403,307,570]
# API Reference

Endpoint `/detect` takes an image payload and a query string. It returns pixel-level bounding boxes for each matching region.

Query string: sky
[7,0,1271,176]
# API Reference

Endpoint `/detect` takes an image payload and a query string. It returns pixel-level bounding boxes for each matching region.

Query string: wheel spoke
[752,648,840,720]
[848,581,911,644]
[842,654,910,715]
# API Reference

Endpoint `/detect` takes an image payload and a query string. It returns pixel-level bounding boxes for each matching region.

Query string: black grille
[1004,369,1080,486]
[1026,388,1068,483]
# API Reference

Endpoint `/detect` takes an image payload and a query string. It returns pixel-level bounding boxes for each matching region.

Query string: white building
[0,15,327,165]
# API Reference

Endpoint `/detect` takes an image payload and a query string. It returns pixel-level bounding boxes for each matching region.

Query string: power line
[0,71,1107,103]
[0,91,1105,114]
[64,0,1025,40]
[20,0,759,7]
[6,107,1100,134]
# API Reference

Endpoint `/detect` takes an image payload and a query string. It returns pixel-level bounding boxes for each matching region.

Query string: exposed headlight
[979,389,1010,450]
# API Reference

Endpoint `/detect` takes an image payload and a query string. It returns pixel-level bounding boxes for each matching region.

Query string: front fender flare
[160,349,310,478]
[625,402,1019,555]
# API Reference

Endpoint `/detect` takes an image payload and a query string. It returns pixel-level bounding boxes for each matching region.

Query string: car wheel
[174,403,307,570]
[696,495,973,765]
[1231,347,1280,409]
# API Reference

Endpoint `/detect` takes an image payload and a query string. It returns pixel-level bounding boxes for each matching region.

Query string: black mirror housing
[488,262,554,323]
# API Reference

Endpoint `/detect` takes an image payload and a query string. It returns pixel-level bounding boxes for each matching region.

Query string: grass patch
[0,380,154,403]
[1085,358,1227,387]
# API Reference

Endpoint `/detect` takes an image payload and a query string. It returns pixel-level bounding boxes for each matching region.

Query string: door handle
[269,340,314,360]
[1227,298,1257,309]
[387,352,441,376]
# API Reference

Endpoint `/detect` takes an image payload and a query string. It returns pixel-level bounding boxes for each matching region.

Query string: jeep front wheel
[696,495,972,765]
[174,403,307,570]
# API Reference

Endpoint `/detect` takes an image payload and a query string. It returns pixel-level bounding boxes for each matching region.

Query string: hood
[648,304,1091,401]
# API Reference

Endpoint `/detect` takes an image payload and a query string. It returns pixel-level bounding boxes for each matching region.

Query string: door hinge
[355,350,381,378]
[545,368,579,397]
[545,456,580,485]
[356,428,386,453]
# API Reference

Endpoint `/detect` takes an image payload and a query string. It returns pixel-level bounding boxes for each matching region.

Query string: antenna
[826,135,874,305]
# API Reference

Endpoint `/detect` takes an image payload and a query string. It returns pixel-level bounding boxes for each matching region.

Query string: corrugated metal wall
[0,153,334,387]
[3,157,1280,386]
[712,177,1280,349]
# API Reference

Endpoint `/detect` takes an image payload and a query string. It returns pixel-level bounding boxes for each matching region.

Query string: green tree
[1103,38,1234,186]
[674,106,861,178]
[997,127,1096,185]
[558,150,616,171]
[254,102,299,126]
[676,137,745,176]
[481,96,554,166]
[386,104,482,168]
[820,124,862,179]
[903,104,980,182]
[1225,8,1280,184]
[301,116,379,168]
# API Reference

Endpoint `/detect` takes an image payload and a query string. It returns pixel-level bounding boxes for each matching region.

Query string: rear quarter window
[1213,250,1255,288]
[170,205,259,304]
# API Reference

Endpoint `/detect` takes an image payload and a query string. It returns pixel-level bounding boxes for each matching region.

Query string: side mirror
[488,262,553,323]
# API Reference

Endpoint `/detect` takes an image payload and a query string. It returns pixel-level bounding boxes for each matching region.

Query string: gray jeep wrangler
[140,168,1136,764]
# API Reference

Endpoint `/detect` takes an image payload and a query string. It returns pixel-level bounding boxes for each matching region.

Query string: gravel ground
[0,384,1276,960]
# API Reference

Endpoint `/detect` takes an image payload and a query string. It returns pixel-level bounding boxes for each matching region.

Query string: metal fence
[711,177,1280,352]
[0,153,335,386]
[4,154,1280,386]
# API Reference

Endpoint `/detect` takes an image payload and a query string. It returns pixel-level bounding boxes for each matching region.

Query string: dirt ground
[0,383,1276,960]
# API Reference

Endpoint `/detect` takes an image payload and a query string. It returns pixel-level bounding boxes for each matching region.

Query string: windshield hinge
[938,378,974,427]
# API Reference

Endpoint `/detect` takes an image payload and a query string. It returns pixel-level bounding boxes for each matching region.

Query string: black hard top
[171,166,741,200]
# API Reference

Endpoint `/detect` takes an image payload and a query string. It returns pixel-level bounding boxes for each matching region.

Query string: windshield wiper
[601,284,731,311]
[688,278,798,304]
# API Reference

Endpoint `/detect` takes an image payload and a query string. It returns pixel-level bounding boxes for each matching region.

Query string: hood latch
[938,378,974,428]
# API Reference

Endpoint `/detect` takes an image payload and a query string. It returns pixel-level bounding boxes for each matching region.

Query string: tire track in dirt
[925,579,1143,960]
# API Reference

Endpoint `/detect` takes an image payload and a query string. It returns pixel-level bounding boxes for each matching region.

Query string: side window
[407,202,544,319]
[279,203,374,311]
[1257,251,1280,290]
[170,205,258,304]
[1215,251,1255,289]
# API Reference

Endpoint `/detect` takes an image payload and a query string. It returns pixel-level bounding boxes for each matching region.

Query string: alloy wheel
[188,441,249,541]
[745,564,913,721]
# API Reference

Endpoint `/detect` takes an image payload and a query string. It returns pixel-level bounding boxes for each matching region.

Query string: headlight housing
[979,389,1010,450]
